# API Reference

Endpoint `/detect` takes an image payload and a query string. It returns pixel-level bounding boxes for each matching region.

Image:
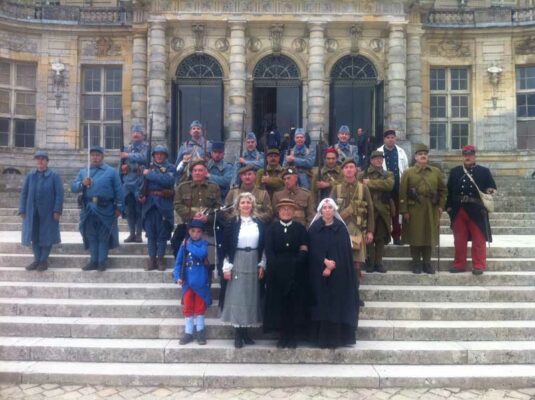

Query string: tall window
[81,66,122,149]
[0,61,37,148]
[516,66,535,149]
[429,67,471,150]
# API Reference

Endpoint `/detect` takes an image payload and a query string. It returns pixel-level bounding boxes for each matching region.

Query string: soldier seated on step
[173,220,212,346]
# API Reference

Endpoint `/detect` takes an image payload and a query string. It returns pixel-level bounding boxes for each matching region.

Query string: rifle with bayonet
[140,114,153,197]
[232,111,246,187]
[316,127,324,202]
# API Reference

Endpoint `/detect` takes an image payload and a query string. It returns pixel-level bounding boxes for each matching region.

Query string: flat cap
[239,164,256,175]
[267,148,280,155]
[370,150,384,159]
[413,143,429,154]
[462,145,476,155]
[341,158,358,168]
[189,158,207,171]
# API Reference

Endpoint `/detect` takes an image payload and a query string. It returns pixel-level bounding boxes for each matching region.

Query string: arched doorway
[172,54,224,156]
[252,55,302,149]
[329,55,383,145]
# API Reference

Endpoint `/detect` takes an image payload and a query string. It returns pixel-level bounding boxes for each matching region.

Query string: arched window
[330,55,377,80]
[172,54,224,153]
[253,55,300,80]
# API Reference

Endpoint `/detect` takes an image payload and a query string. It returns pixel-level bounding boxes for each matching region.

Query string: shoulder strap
[463,166,483,193]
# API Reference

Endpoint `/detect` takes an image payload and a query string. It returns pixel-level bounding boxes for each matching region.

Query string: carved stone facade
[0,0,535,178]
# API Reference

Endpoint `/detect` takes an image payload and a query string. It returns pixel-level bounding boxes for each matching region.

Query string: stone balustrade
[427,6,535,28]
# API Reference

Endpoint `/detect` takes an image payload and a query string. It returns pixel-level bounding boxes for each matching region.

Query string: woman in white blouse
[221,192,266,348]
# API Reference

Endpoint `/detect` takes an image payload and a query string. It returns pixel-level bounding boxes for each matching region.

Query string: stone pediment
[151,0,405,15]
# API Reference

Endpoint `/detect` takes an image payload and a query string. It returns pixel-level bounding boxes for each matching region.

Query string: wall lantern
[51,62,65,109]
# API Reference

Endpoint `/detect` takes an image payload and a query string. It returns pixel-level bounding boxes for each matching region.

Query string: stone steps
[2,361,535,389]
[2,338,535,365]
[1,281,534,302]
[1,297,535,321]
[1,316,535,341]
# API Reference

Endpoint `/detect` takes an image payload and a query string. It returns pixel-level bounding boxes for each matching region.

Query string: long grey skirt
[221,249,262,327]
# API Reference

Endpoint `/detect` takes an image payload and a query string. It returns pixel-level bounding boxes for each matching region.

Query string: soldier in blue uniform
[207,141,233,201]
[140,145,176,271]
[283,128,316,190]
[19,150,64,271]
[120,123,148,243]
[175,120,211,182]
[334,125,359,165]
[71,146,124,272]
[232,132,265,186]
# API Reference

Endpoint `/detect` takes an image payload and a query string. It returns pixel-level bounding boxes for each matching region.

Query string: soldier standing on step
[19,150,64,272]
[334,125,359,165]
[446,145,496,275]
[399,144,447,275]
[313,147,342,203]
[206,141,234,202]
[139,145,176,271]
[71,146,124,272]
[362,151,394,274]
[255,148,284,200]
[283,128,315,190]
[120,123,148,243]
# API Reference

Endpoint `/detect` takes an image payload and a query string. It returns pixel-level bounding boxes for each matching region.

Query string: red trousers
[452,208,487,270]
[391,191,401,241]
[183,288,206,317]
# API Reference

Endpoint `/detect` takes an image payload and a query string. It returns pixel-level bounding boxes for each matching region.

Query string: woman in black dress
[263,198,308,348]
[308,197,359,349]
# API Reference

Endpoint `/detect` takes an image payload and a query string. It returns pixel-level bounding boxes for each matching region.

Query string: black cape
[445,164,497,242]
[263,220,309,333]
[308,218,359,347]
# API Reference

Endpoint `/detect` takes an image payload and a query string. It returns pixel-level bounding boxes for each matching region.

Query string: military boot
[196,329,207,345]
[37,261,48,272]
[124,232,136,243]
[423,263,435,275]
[411,262,423,274]
[375,263,387,273]
[365,260,374,273]
[157,256,166,271]
[145,257,157,271]
[25,261,39,271]
[179,333,194,345]
[134,231,143,243]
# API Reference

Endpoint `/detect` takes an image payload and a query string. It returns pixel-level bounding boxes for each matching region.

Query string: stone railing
[0,1,131,25]
[427,7,535,28]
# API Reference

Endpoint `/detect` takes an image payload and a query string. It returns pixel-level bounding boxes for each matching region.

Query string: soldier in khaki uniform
[224,164,273,223]
[362,151,394,273]
[172,160,222,255]
[312,147,343,203]
[399,144,447,274]
[255,148,284,199]
[331,158,374,277]
[272,168,315,227]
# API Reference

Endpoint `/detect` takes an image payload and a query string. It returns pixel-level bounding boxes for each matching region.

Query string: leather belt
[149,190,174,199]
[236,247,257,252]
[453,195,480,204]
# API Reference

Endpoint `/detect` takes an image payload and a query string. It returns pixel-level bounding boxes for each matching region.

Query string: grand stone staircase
[1,176,535,389]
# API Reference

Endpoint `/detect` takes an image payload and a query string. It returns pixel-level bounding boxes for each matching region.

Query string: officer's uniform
[399,144,447,274]
[121,134,148,243]
[331,159,375,263]
[141,145,176,271]
[207,141,233,201]
[446,145,496,274]
[255,149,284,199]
[271,168,315,227]
[71,146,124,271]
[362,151,394,273]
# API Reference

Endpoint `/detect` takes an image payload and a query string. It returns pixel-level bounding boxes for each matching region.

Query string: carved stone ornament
[171,37,185,52]
[247,37,262,52]
[0,32,39,53]
[349,24,362,54]
[192,24,205,52]
[515,36,535,56]
[370,38,384,53]
[430,39,471,58]
[325,38,339,53]
[270,24,284,54]
[292,38,307,53]
[215,38,230,52]
[82,37,122,57]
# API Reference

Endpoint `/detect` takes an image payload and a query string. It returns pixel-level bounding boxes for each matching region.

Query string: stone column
[387,24,407,140]
[228,20,247,143]
[406,25,423,144]
[147,17,167,142]
[131,29,147,130]
[307,22,326,142]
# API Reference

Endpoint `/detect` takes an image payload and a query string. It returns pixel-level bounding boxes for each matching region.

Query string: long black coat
[263,220,308,332]
[446,164,497,242]
[308,218,359,329]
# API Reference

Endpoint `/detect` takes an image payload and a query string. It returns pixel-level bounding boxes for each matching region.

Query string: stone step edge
[1,361,535,389]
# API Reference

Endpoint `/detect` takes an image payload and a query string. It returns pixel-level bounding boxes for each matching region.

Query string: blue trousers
[144,207,172,257]
[31,211,52,263]
[125,192,143,235]
[298,171,311,190]
[84,214,111,264]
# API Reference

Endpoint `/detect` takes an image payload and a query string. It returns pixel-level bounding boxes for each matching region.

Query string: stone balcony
[426,6,535,28]
[0,0,131,25]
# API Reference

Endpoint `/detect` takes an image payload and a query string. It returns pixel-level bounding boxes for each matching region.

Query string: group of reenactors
[19,120,497,281]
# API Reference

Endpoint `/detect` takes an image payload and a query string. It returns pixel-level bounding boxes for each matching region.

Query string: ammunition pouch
[408,187,419,201]
[351,199,368,229]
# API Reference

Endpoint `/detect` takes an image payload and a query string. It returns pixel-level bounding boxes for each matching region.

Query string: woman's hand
[324,258,336,270]
[223,271,232,281]
[53,212,61,221]
[258,267,264,280]
[322,268,332,277]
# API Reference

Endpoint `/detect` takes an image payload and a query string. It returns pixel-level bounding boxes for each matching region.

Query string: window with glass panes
[0,60,37,148]
[429,67,471,150]
[516,66,535,149]
[81,66,122,149]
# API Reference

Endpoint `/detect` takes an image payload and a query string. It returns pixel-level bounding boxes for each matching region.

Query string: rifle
[203,122,209,160]
[119,117,126,183]
[140,114,153,196]
[77,123,92,209]
[437,209,441,273]
[232,111,246,187]
[316,127,324,202]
